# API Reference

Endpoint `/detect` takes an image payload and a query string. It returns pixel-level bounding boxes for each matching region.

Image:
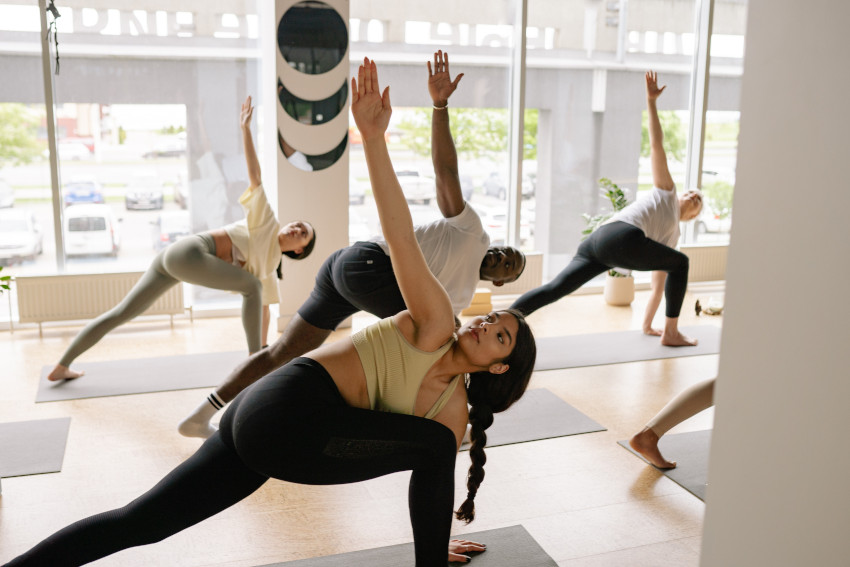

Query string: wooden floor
[0,285,723,566]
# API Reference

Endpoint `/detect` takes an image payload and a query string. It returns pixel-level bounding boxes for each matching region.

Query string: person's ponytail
[454,308,536,524]
[454,401,493,523]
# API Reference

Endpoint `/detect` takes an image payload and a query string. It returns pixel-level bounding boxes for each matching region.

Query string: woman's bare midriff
[208,229,243,266]
[307,339,371,411]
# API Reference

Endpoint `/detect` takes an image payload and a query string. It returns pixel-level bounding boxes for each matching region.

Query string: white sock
[177,393,224,439]
[462,423,472,445]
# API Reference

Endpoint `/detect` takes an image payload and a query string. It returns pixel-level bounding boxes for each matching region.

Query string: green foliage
[705,121,739,143]
[582,178,630,277]
[0,104,42,168]
[701,180,734,219]
[0,266,11,295]
[158,125,186,135]
[396,108,537,161]
[581,177,628,239]
[641,110,686,161]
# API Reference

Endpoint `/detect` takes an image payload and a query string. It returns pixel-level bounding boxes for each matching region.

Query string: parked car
[173,176,189,209]
[482,172,503,199]
[349,176,368,205]
[151,210,191,251]
[0,210,43,265]
[63,180,105,207]
[63,204,121,257]
[125,175,165,210]
[395,170,436,205]
[482,172,534,200]
[474,205,533,246]
[348,210,375,244]
[0,178,13,208]
[142,133,187,159]
[460,174,474,201]
[57,141,93,161]
[696,208,733,234]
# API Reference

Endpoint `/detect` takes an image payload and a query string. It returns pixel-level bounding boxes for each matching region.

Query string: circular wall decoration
[278,1,348,75]
[279,131,347,172]
[278,80,347,125]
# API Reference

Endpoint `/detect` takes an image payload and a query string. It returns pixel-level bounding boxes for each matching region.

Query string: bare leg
[178,314,331,438]
[660,316,698,346]
[629,427,677,469]
[630,377,715,468]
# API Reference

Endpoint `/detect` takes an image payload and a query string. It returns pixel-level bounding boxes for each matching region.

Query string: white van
[64,204,121,257]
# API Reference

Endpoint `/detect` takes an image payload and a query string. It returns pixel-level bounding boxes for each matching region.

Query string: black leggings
[511,221,689,317]
[4,359,458,567]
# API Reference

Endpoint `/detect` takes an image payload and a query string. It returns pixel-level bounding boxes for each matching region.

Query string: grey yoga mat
[462,388,605,450]
[37,351,247,402]
[619,429,712,501]
[0,417,71,478]
[534,325,721,371]
[259,525,557,567]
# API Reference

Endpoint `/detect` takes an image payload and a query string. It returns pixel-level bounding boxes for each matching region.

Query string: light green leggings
[59,234,263,366]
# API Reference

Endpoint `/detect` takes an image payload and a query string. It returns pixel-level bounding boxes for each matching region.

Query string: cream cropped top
[351,317,462,419]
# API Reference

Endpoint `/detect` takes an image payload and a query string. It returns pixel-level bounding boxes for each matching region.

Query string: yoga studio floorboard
[0,285,722,566]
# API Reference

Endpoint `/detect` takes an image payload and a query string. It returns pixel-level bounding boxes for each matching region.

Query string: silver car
[0,178,14,208]
[0,210,43,265]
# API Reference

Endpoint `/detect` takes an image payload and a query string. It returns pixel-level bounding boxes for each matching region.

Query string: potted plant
[0,266,9,295]
[582,178,635,306]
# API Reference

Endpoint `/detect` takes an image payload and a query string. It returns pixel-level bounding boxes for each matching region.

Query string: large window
[0,1,746,326]
[0,1,267,316]
[0,2,51,323]
[348,1,519,248]
[697,0,747,245]
[526,0,701,281]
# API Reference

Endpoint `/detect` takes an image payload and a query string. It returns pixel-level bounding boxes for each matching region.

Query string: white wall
[701,1,850,565]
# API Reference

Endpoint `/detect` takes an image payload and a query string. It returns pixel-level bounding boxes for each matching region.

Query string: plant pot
[604,274,635,306]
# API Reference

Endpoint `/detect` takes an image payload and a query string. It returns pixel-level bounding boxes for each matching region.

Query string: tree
[396,107,538,161]
[0,104,42,168]
[641,109,686,162]
[701,180,734,219]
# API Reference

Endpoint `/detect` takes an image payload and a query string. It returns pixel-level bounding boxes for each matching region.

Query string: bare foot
[660,331,698,346]
[47,365,84,382]
[629,427,676,469]
[643,327,662,337]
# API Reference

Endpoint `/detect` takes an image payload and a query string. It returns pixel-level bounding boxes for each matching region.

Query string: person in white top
[511,71,703,346]
[47,96,316,382]
[179,50,526,438]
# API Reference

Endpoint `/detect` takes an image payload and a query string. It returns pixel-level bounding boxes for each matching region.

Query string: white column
[272,0,350,330]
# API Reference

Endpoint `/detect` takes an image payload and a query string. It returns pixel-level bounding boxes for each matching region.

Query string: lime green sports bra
[351,317,462,419]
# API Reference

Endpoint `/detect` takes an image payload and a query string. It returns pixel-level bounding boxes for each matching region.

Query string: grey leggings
[59,234,263,366]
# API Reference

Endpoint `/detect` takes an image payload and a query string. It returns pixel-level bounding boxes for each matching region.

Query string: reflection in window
[278,132,347,172]
[278,1,348,74]
[278,81,348,125]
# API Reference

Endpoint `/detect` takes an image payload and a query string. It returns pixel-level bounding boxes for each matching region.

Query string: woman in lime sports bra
[4,56,536,567]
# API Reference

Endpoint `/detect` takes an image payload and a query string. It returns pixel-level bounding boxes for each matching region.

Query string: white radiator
[682,245,728,282]
[15,273,187,336]
[478,251,543,296]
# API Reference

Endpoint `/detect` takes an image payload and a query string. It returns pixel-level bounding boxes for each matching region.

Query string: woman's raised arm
[351,58,454,346]
[240,96,262,190]
[646,71,675,192]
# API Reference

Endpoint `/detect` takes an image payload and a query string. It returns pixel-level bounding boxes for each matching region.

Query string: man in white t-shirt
[511,71,703,347]
[180,51,525,438]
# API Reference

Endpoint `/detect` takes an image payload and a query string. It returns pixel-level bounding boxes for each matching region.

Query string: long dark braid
[455,308,536,523]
